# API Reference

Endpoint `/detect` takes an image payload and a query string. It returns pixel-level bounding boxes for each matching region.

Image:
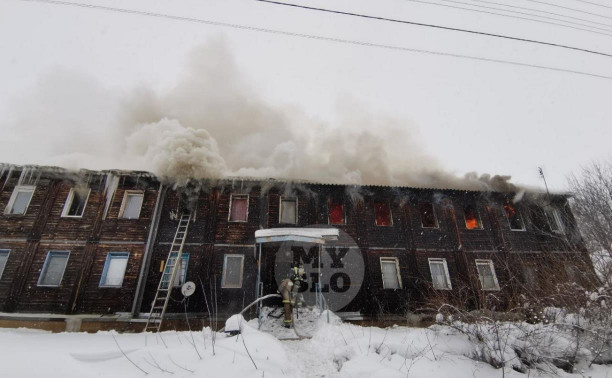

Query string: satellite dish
[181,281,196,297]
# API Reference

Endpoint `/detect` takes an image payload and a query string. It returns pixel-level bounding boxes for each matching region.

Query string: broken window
[380,257,402,289]
[280,197,297,224]
[419,202,438,228]
[475,259,500,291]
[545,208,564,233]
[38,251,70,287]
[99,252,129,287]
[161,253,189,289]
[0,249,9,280]
[429,258,452,290]
[463,203,482,230]
[229,195,249,222]
[503,200,524,230]
[119,191,144,219]
[523,265,537,288]
[61,187,90,217]
[4,185,35,215]
[222,254,244,288]
[328,200,345,225]
[374,201,392,226]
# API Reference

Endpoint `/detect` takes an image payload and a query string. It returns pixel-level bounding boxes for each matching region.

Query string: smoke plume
[1,40,518,192]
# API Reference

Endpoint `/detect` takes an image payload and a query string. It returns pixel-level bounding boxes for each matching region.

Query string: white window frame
[503,202,526,231]
[463,203,483,230]
[222,254,245,288]
[279,196,298,224]
[475,259,500,291]
[118,190,144,219]
[428,258,452,290]
[228,194,249,223]
[374,201,394,227]
[545,208,564,233]
[0,249,10,280]
[99,252,129,288]
[419,202,439,229]
[61,188,91,218]
[4,185,36,215]
[380,257,402,289]
[37,251,70,287]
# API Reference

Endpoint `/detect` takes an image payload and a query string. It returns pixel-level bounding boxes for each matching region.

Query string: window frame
[475,259,500,291]
[221,254,245,288]
[545,207,564,233]
[37,251,70,287]
[463,203,483,230]
[380,257,402,289]
[0,249,10,280]
[4,185,36,215]
[418,202,439,229]
[328,199,346,225]
[374,201,393,227]
[61,188,91,218]
[428,258,452,290]
[99,252,130,288]
[503,200,526,231]
[279,196,298,225]
[228,194,249,223]
[161,252,190,289]
[118,190,144,219]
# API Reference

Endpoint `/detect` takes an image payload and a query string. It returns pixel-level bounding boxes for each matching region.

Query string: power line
[255,0,612,58]
[15,0,612,81]
[523,0,612,21]
[571,0,612,10]
[405,0,612,37]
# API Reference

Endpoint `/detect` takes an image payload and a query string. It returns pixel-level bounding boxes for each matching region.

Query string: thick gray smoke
[1,40,517,192]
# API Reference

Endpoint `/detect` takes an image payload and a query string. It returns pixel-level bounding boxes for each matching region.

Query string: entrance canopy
[255,228,339,245]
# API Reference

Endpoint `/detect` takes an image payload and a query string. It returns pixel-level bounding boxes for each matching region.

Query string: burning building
[0,165,597,331]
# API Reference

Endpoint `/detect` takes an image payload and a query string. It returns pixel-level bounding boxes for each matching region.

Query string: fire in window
[374,201,392,226]
[328,200,345,225]
[229,195,249,222]
[463,204,482,230]
[419,202,438,228]
[503,200,524,230]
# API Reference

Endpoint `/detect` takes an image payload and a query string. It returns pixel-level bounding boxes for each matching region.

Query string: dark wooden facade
[0,165,596,320]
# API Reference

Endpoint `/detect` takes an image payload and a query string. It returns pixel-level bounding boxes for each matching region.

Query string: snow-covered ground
[1,309,611,378]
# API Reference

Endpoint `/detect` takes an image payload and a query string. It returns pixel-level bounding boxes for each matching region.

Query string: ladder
[144,211,192,332]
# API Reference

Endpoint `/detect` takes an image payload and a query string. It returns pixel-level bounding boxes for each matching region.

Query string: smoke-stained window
[475,259,500,291]
[374,201,392,226]
[328,200,345,225]
[418,202,438,228]
[428,258,452,290]
[4,185,35,215]
[229,194,249,222]
[380,257,401,289]
[222,254,244,288]
[38,251,70,287]
[61,187,90,217]
[463,203,482,230]
[119,191,144,219]
[280,197,297,224]
[503,200,525,230]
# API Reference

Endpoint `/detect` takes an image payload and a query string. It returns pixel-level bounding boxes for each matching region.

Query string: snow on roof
[255,228,339,244]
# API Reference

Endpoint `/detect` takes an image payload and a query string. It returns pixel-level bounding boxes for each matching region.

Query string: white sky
[0,0,611,191]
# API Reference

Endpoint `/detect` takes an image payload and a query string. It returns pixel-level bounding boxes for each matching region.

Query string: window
[545,208,564,233]
[374,201,392,226]
[38,251,69,287]
[475,259,500,291]
[565,265,579,284]
[280,197,297,224]
[380,257,402,289]
[523,265,537,288]
[222,254,244,288]
[419,202,438,228]
[229,195,249,222]
[503,200,525,230]
[0,249,9,279]
[61,188,90,217]
[161,253,189,289]
[4,185,35,215]
[328,200,345,225]
[99,252,129,287]
[428,258,452,290]
[119,191,144,219]
[463,203,482,230]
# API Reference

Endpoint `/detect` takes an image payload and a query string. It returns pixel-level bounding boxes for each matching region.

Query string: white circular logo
[181,281,196,297]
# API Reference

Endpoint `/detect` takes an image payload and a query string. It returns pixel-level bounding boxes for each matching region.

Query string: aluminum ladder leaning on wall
[144,211,192,332]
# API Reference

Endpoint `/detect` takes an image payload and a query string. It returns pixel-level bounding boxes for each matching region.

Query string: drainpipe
[131,183,166,317]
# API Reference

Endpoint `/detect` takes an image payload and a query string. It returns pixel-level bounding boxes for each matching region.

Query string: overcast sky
[1,0,611,191]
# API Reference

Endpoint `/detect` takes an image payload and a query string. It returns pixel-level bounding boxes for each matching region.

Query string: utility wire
[404,0,612,37]
[256,0,612,58]
[523,0,612,20]
[16,0,612,81]
[465,0,612,28]
[571,0,612,10]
